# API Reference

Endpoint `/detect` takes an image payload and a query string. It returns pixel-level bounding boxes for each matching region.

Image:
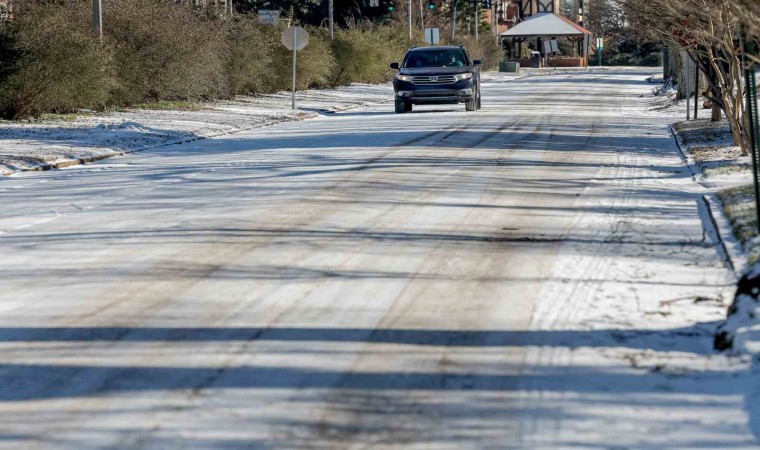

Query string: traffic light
[427,0,436,10]
[381,0,395,11]
[480,0,492,8]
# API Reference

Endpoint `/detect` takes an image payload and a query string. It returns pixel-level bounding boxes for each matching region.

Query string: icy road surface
[0,69,757,449]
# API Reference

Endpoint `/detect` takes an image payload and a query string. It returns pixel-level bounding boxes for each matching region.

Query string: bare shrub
[224,16,282,96]
[0,1,114,119]
[450,35,502,70]
[330,24,400,86]
[105,0,227,104]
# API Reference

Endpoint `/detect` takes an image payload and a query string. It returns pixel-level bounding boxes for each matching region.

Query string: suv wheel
[465,94,477,112]
[395,98,409,114]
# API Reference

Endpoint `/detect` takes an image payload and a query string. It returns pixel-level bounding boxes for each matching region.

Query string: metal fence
[743,33,760,233]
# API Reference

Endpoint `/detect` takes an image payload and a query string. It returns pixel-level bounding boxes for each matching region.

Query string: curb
[670,123,746,276]
[698,194,736,273]
[670,124,700,182]
[704,193,748,275]
[2,99,389,177]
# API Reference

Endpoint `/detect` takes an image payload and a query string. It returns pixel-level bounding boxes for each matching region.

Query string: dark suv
[390,45,481,114]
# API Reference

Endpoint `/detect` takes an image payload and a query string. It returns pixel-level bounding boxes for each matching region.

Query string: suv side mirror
[473,60,482,66]
[390,62,400,70]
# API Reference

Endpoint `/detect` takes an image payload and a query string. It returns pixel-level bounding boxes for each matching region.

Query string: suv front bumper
[393,79,476,105]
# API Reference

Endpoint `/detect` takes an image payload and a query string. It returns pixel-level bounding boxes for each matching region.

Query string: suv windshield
[403,49,468,68]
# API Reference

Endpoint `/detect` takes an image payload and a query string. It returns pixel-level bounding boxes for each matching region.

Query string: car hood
[398,67,472,76]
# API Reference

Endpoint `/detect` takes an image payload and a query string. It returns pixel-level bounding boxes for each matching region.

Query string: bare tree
[623,0,752,155]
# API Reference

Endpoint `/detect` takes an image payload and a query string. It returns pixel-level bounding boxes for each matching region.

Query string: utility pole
[420,0,424,32]
[408,0,412,40]
[329,0,334,39]
[694,55,699,120]
[93,0,102,41]
[474,0,478,43]
[451,0,457,40]
[227,0,233,16]
[493,0,498,45]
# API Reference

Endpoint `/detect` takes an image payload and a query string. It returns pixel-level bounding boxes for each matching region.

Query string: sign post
[281,26,310,110]
[684,51,691,120]
[596,37,603,67]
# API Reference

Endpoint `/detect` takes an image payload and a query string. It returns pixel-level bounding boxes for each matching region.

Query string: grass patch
[39,113,79,122]
[674,120,733,147]
[718,184,760,263]
[130,100,205,111]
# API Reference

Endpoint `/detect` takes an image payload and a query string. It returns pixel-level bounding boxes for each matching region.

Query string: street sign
[425,28,440,45]
[281,26,309,51]
[281,26,310,110]
[258,9,281,25]
[370,0,379,6]
[596,37,604,50]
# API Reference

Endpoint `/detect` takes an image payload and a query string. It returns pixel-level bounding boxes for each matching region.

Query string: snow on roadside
[653,79,760,445]
[666,103,760,360]
[516,71,758,448]
[0,83,392,176]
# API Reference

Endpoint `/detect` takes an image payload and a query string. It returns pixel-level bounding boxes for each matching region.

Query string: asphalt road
[0,69,742,449]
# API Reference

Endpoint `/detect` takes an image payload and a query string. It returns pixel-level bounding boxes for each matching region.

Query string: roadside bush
[639,52,663,67]
[0,0,491,118]
[329,22,414,86]
[605,53,640,66]
[105,0,227,104]
[225,16,282,96]
[330,27,387,86]
[450,35,502,70]
[0,1,114,119]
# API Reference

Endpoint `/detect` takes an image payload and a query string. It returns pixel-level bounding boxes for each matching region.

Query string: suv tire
[395,98,410,114]
[465,94,477,112]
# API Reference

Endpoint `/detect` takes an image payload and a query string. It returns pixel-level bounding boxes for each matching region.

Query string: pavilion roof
[500,13,593,38]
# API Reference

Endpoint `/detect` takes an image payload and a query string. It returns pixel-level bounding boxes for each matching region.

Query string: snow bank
[0,83,392,176]
[717,269,760,354]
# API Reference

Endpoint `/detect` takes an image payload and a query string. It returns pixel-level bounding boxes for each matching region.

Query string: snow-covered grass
[674,119,751,183]
[0,83,392,176]
[718,185,760,259]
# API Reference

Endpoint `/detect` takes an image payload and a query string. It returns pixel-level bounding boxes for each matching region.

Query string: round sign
[281,26,309,51]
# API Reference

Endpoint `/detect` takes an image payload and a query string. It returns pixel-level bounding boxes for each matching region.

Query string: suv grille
[412,75,457,85]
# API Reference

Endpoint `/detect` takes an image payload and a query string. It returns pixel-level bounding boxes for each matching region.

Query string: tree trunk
[712,105,722,122]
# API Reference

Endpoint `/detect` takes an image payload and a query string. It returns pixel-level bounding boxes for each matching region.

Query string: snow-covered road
[0,69,757,449]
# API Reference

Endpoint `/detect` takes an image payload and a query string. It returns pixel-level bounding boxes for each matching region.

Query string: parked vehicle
[390,45,482,114]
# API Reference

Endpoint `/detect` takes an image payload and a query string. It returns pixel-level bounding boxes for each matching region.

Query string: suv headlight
[454,73,473,81]
[395,74,414,82]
